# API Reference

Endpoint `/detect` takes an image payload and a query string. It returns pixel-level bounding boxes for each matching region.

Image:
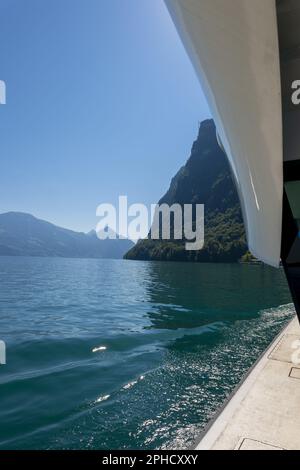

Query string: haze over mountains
[0,212,133,259]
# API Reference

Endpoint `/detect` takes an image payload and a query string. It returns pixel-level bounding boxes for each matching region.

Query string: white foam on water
[95,394,110,403]
[123,374,146,390]
[260,302,295,321]
[123,380,138,390]
[92,346,107,353]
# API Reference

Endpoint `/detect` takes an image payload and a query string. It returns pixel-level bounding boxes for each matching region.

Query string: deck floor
[196,316,300,450]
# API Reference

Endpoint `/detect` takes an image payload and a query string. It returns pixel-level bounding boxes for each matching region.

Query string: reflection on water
[0,257,293,449]
[145,262,290,329]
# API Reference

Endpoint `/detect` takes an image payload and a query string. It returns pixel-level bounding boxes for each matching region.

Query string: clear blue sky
[0,0,210,233]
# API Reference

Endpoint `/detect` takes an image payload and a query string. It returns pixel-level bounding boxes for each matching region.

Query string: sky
[0,0,210,233]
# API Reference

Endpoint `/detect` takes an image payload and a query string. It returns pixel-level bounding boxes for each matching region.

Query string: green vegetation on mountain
[125,119,247,262]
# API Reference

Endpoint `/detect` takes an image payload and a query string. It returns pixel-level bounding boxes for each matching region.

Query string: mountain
[0,212,133,259]
[125,119,247,262]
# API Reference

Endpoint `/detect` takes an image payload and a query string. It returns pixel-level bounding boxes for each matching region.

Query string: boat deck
[196,316,300,450]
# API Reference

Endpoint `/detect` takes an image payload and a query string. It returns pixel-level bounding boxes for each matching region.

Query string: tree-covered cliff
[125,119,247,262]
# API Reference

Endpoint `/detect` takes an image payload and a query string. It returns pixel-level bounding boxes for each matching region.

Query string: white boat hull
[165,0,283,267]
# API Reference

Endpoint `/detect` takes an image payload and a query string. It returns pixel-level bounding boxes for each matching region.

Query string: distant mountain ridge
[0,212,133,259]
[125,119,247,262]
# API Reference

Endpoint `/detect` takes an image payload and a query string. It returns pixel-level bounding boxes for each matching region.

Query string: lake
[0,256,294,449]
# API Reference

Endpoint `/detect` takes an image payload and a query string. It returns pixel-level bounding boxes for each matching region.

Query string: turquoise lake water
[0,256,294,449]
